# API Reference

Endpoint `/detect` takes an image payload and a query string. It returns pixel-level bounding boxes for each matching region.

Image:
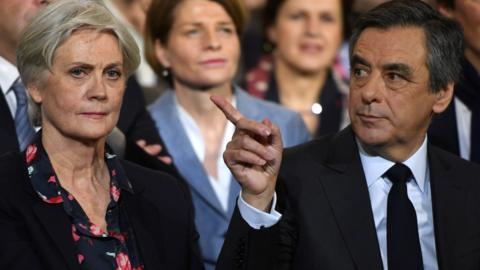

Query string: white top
[0,56,20,117]
[175,96,236,212]
[454,97,471,160]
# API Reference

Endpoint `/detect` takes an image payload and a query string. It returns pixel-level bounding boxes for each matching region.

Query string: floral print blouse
[25,138,144,270]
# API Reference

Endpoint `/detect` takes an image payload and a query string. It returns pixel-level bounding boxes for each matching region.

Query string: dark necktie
[11,79,36,151]
[384,163,423,270]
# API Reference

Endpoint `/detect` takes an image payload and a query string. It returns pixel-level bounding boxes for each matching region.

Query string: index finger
[210,94,244,125]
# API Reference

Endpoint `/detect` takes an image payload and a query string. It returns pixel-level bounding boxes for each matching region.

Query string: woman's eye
[70,68,86,78]
[106,69,122,80]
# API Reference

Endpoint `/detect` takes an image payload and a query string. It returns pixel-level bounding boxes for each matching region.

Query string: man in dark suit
[428,0,480,163]
[212,1,480,269]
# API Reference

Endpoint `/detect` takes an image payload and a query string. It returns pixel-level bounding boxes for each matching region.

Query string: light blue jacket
[148,87,310,270]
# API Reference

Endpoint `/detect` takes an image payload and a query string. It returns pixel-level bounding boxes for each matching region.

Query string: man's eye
[353,68,367,77]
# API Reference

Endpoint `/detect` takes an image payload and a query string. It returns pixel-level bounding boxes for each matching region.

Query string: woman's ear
[432,82,454,114]
[154,39,171,68]
[27,83,43,104]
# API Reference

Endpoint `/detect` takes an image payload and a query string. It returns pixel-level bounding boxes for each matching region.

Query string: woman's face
[269,0,343,74]
[155,0,240,90]
[29,29,125,142]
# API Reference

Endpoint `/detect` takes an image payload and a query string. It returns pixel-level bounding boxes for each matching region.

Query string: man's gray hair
[17,0,140,87]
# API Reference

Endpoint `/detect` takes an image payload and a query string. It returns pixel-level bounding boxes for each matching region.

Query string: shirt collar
[0,56,19,94]
[358,136,428,192]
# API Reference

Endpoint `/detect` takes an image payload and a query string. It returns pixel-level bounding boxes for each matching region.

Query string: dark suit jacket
[0,151,204,270]
[0,87,20,154]
[217,127,480,270]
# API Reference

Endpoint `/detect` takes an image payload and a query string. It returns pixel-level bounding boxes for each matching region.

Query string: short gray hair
[17,0,140,88]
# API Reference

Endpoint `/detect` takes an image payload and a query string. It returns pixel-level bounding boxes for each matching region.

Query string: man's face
[0,0,48,62]
[349,26,452,159]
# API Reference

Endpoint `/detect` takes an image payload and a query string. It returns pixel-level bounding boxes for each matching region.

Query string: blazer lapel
[121,191,164,269]
[428,145,468,270]
[149,91,225,216]
[32,202,80,270]
[316,128,384,270]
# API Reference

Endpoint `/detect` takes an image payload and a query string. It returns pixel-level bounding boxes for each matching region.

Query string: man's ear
[432,82,454,114]
[154,39,171,68]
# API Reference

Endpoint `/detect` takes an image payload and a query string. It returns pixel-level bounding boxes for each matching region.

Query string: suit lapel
[0,88,20,153]
[428,145,468,269]
[32,202,80,270]
[316,128,384,269]
[149,91,225,216]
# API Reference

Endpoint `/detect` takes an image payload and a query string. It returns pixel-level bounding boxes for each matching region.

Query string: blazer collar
[315,126,384,269]
[149,90,226,216]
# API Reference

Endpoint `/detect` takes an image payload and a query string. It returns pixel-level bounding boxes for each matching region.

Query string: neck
[42,124,107,188]
[465,48,480,73]
[0,45,16,66]
[360,133,427,163]
[174,81,233,126]
[274,55,328,105]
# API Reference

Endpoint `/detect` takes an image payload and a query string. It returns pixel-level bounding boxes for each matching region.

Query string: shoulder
[148,89,175,114]
[429,143,480,176]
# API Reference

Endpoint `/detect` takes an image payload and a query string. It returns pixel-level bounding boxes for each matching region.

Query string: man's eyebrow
[351,55,370,67]
[383,63,412,75]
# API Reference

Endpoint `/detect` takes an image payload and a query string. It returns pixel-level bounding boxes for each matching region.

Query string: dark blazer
[0,87,20,154]
[217,127,480,270]
[0,151,204,270]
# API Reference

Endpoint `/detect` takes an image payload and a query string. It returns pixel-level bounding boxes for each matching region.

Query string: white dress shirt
[454,97,471,160]
[239,137,438,270]
[175,95,236,212]
[0,56,20,117]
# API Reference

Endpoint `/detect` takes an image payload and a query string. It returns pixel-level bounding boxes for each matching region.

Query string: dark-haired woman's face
[268,0,343,74]
[155,0,240,90]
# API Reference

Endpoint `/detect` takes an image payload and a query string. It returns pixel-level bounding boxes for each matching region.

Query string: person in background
[145,0,310,269]
[429,0,480,163]
[0,1,203,269]
[0,0,48,155]
[214,1,480,269]
[246,0,350,137]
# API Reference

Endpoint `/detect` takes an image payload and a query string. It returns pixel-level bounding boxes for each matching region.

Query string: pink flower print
[89,224,104,236]
[78,254,84,264]
[72,225,80,241]
[68,194,74,201]
[47,176,56,183]
[25,144,38,164]
[112,169,117,176]
[109,230,125,242]
[46,195,63,204]
[111,185,120,202]
[115,252,132,270]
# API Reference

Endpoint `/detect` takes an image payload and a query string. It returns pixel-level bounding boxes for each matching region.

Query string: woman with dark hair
[145,0,310,269]
[246,0,351,137]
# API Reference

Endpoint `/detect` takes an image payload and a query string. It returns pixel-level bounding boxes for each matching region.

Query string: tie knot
[11,78,28,105]
[384,163,412,184]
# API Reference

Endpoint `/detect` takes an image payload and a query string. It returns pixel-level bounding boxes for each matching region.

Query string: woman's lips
[299,43,323,53]
[200,58,226,67]
[81,112,107,119]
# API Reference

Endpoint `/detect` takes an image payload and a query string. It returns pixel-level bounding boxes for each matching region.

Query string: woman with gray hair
[0,1,203,269]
